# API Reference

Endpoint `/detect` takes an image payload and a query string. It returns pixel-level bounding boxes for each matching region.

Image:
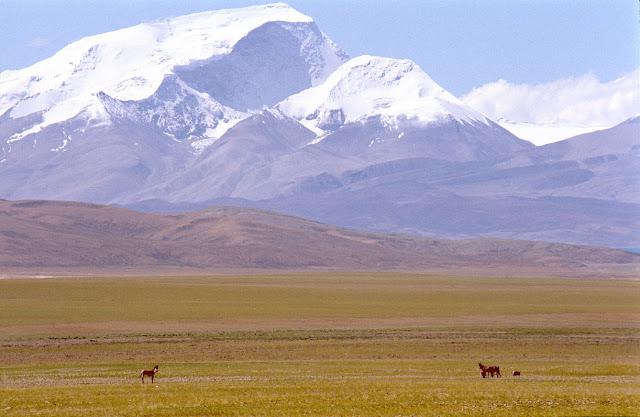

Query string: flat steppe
[0,273,638,416]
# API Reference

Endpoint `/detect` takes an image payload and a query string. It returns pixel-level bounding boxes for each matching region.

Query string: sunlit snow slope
[0,3,345,143]
[279,55,491,136]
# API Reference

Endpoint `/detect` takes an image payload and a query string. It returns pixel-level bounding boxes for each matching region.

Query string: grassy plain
[0,273,639,416]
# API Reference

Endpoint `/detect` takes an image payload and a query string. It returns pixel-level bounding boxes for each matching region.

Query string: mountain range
[0,3,637,248]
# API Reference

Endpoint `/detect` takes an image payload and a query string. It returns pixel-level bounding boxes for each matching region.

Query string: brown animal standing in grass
[479,362,488,378]
[513,370,521,376]
[140,365,159,384]
[478,362,501,378]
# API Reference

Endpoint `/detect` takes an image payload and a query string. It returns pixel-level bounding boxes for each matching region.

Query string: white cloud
[462,70,640,129]
[26,37,50,49]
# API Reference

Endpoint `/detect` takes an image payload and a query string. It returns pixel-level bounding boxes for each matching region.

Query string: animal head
[153,365,159,371]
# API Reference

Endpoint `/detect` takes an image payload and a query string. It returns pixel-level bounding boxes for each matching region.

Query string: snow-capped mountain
[278,55,532,162]
[279,55,491,134]
[132,56,532,203]
[0,2,346,147]
[0,3,637,248]
[0,2,347,202]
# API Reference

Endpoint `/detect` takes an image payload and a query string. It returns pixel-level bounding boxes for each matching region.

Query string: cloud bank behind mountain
[462,69,639,144]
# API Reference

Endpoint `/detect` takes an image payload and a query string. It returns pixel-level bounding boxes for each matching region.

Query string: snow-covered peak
[278,55,491,134]
[0,3,318,137]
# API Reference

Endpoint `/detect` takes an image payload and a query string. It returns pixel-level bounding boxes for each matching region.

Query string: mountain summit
[277,55,530,162]
[0,2,346,145]
[279,55,490,135]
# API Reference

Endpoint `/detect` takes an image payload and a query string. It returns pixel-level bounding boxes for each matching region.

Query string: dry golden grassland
[0,273,638,416]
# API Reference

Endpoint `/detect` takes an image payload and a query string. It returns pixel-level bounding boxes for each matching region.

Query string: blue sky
[1,0,637,96]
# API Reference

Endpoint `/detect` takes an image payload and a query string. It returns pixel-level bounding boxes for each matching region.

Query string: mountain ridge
[1,199,637,277]
[0,2,346,145]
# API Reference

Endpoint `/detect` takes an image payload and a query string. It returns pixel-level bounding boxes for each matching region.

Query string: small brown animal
[479,362,488,378]
[140,365,159,384]
[479,363,501,378]
[513,370,521,376]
